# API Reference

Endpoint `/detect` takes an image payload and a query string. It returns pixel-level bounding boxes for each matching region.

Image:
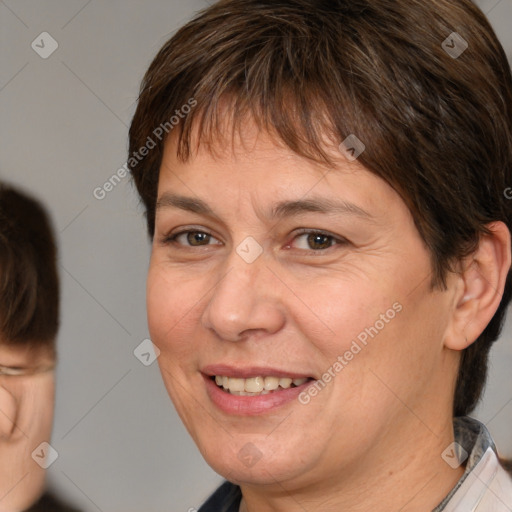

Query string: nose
[200,248,286,342]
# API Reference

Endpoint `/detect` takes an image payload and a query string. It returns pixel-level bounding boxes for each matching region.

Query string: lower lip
[203,374,313,415]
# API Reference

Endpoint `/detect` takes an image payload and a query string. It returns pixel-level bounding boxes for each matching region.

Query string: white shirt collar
[434,417,512,511]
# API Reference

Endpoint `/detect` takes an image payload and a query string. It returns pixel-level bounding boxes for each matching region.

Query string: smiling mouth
[212,375,314,396]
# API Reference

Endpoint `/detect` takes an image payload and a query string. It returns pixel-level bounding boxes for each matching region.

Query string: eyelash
[291,229,348,251]
[162,228,348,253]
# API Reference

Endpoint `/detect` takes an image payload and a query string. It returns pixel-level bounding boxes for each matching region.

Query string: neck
[238,416,465,512]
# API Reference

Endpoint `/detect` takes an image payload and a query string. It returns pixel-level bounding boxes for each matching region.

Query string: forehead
[158,119,407,227]
[161,111,362,191]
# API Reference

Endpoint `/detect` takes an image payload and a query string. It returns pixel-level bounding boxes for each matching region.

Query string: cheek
[146,264,205,361]
[299,270,441,401]
[336,285,450,419]
[0,385,17,437]
[146,265,211,432]
[25,376,55,442]
[295,273,400,359]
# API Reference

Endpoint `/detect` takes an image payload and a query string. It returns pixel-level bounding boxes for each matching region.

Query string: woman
[128,0,512,510]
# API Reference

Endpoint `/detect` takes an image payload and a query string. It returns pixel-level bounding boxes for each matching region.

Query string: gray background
[0,1,511,511]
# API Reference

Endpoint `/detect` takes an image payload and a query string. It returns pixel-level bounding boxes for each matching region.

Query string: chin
[0,479,45,512]
[197,430,318,488]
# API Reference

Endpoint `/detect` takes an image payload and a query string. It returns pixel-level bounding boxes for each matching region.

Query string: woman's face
[147,122,459,491]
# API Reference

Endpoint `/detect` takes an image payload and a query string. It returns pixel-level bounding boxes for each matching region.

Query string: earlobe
[0,384,18,439]
[444,221,511,351]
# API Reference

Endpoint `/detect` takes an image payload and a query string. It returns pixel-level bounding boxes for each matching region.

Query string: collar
[434,416,512,511]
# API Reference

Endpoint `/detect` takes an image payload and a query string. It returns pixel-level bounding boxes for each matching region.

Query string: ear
[444,221,511,351]
[0,384,18,439]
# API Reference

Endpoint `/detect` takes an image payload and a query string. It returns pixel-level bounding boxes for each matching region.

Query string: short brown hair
[128,0,512,416]
[0,183,60,351]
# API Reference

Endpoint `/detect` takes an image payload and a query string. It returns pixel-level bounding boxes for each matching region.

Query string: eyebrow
[156,193,374,221]
[271,197,373,220]
[156,194,218,217]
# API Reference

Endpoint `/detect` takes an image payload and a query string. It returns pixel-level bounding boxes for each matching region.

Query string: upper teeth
[214,375,308,395]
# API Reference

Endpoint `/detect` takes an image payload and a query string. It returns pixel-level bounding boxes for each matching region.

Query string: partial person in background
[0,183,79,512]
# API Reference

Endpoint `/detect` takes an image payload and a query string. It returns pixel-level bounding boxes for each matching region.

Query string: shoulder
[26,492,82,512]
[473,460,512,511]
[198,481,242,512]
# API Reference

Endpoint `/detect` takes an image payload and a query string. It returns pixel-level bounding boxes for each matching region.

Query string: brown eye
[290,230,345,251]
[166,230,221,247]
[306,233,333,250]
[186,231,211,246]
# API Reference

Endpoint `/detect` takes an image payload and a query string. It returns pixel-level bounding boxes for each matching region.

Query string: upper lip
[202,364,314,380]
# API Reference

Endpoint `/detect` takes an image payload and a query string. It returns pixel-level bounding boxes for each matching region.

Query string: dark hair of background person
[0,182,60,352]
[127,0,512,419]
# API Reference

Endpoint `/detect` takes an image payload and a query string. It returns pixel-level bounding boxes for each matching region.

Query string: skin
[0,343,55,512]
[147,119,510,511]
